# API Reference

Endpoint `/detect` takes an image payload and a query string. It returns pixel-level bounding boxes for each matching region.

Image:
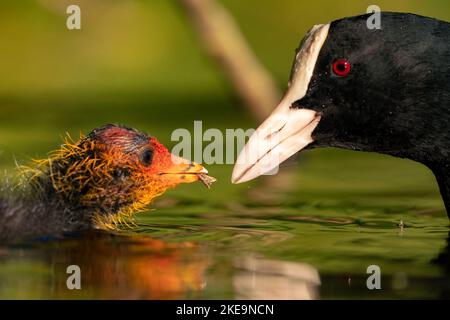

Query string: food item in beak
[197,173,217,189]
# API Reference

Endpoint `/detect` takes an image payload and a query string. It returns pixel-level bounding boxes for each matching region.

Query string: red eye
[332,59,351,77]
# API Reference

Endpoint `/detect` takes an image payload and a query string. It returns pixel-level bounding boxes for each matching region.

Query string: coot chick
[0,124,214,242]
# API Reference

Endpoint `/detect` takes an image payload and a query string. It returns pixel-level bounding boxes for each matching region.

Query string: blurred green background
[1,0,449,207]
[0,0,448,150]
[0,0,450,299]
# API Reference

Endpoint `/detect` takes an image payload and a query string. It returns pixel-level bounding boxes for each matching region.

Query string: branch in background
[178,0,281,121]
[179,0,297,202]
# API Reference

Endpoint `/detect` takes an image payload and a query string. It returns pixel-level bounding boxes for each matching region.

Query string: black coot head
[297,13,450,163]
[233,12,450,185]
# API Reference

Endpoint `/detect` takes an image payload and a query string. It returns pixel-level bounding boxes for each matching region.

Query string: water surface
[0,93,449,299]
[0,148,449,299]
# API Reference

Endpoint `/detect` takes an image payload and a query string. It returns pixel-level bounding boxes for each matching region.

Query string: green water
[0,93,449,299]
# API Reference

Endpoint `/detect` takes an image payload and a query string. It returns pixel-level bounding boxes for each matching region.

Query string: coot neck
[430,163,450,218]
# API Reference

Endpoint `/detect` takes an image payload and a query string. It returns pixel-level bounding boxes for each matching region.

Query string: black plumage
[300,13,450,213]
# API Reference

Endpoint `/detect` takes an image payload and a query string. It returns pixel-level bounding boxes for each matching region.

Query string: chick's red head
[32,124,209,228]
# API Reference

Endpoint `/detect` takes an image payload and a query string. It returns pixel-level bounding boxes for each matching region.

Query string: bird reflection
[0,231,209,299]
[233,255,321,299]
[432,231,450,299]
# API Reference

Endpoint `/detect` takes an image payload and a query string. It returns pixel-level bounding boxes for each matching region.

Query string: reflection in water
[0,225,449,299]
[0,229,322,299]
[432,232,450,299]
[0,231,209,299]
[233,255,320,299]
